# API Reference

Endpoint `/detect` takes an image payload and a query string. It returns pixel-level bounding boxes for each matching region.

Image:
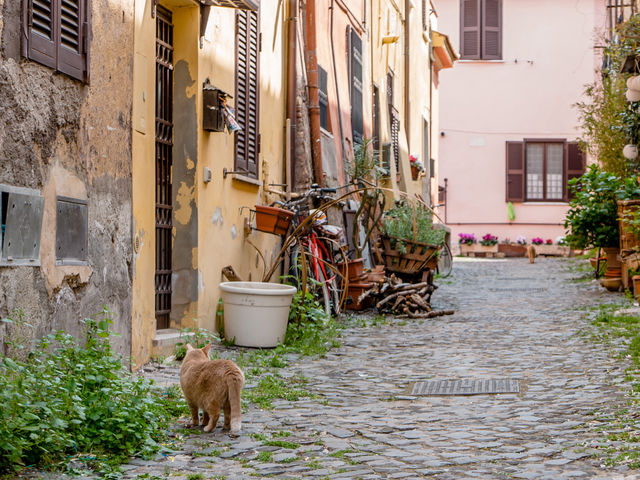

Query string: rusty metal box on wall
[203,79,232,132]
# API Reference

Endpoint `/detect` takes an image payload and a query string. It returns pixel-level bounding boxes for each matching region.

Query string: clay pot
[600,277,622,292]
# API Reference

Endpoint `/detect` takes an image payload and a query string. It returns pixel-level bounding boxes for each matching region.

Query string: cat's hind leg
[223,400,231,431]
[187,402,199,428]
[203,401,220,433]
[202,411,210,427]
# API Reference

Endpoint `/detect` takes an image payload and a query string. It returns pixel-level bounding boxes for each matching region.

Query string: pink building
[435,0,607,248]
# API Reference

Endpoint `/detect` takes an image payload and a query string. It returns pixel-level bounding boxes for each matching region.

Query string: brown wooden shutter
[57,0,87,81]
[482,0,502,60]
[349,27,363,144]
[565,142,585,201]
[506,141,524,202]
[234,8,260,178]
[24,0,57,69]
[460,0,481,60]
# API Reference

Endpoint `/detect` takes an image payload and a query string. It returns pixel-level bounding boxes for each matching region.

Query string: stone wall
[0,0,134,358]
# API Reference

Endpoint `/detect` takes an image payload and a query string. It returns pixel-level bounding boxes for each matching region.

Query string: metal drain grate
[489,287,546,292]
[411,378,520,396]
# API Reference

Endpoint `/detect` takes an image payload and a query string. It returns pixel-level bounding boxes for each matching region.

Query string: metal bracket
[151,0,157,18]
[223,167,249,178]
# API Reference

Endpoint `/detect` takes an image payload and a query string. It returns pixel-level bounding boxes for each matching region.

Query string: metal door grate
[155,6,173,330]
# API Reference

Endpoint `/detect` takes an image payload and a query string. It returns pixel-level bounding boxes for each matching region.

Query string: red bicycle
[273,185,346,316]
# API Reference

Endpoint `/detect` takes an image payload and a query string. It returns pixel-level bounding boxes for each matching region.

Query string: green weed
[0,307,185,475]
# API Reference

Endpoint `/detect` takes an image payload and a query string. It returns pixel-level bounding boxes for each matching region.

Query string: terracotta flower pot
[254,205,293,235]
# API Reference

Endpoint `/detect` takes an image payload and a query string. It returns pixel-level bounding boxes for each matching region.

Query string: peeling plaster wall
[131,0,288,367]
[0,0,134,358]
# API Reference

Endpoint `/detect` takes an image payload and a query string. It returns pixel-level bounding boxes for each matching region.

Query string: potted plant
[460,232,499,256]
[409,154,425,181]
[564,164,640,280]
[380,201,446,276]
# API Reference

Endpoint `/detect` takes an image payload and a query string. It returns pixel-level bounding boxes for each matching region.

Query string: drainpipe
[330,0,347,170]
[404,0,410,149]
[305,0,324,186]
[286,0,297,190]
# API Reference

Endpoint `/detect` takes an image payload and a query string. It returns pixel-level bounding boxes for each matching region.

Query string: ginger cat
[179,343,244,433]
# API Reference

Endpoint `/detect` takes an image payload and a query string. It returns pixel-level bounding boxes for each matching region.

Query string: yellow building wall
[131,0,287,368]
[368,0,433,202]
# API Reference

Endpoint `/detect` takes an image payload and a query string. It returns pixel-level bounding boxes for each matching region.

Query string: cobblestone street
[128,257,638,480]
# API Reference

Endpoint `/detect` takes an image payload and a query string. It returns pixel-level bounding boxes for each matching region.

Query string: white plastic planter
[219,282,297,348]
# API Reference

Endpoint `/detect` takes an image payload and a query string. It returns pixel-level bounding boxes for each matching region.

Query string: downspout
[330,0,347,169]
[404,0,410,149]
[305,0,324,186]
[286,0,298,190]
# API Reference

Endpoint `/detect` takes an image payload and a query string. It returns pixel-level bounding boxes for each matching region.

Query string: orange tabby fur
[179,343,244,433]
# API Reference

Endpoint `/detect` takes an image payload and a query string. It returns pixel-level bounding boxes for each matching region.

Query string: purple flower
[458,233,476,245]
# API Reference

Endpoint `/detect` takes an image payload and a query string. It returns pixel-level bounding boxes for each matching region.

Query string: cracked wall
[0,0,134,358]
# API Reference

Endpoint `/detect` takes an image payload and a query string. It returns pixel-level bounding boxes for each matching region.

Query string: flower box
[531,245,572,257]
[498,244,527,257]
[254,205,293,235]
[460,244,499,257]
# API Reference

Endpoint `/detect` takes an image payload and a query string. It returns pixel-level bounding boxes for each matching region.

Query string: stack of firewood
[356,273,454,318]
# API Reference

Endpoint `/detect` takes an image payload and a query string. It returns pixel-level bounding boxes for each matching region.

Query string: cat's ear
[202,343,212,355]
[186,344,194,351]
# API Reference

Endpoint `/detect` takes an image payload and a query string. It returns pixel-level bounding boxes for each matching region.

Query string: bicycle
[437,241,453,277]
[273,185,347,316]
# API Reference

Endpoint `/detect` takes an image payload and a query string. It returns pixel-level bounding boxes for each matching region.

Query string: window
[348,27,363,144]
[506,140,585,202]
[234,8,260,178]
[318,65,330,132]
[460,0,501,60]
[372,84,381,155]
[1,185,44,266]
[21,0,90,82]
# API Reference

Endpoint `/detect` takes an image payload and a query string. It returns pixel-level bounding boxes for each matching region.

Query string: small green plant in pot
[564,164,640,250]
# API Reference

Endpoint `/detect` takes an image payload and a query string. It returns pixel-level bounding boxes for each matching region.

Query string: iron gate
[155,6,173,330]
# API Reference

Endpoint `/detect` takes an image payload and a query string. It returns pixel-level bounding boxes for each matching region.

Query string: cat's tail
[227,370,244,433]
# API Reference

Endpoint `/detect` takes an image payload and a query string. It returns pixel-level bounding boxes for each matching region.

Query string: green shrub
[564,165,640,249]
[0,307,186,474]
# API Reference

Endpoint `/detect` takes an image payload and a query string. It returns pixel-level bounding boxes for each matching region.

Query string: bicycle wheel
[437,242,453,277]
[290,246,333,317]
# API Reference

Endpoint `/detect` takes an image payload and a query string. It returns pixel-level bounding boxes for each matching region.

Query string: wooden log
[376,288,420,309]
[397,309,455,319]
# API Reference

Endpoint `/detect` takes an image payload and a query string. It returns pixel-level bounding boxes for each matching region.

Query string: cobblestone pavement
[128,257,639,480]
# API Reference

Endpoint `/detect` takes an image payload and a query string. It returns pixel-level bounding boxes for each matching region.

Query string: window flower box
[531,245,572,257]
[459,243,499,257]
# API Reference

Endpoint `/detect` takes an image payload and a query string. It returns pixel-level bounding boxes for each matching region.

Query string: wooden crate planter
[460,243,499,257]
[381,235,439,275]
[531,245,572,257]
[498,244,527,257]
[618,199,640,253]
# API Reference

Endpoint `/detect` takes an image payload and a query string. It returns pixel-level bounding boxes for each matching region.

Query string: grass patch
[263,440,300,449]
[587,304,640,468]
[256,451,273,462]
[244,374,311,410]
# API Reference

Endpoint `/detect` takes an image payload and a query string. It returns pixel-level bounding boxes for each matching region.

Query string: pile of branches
[356,274,454,318]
